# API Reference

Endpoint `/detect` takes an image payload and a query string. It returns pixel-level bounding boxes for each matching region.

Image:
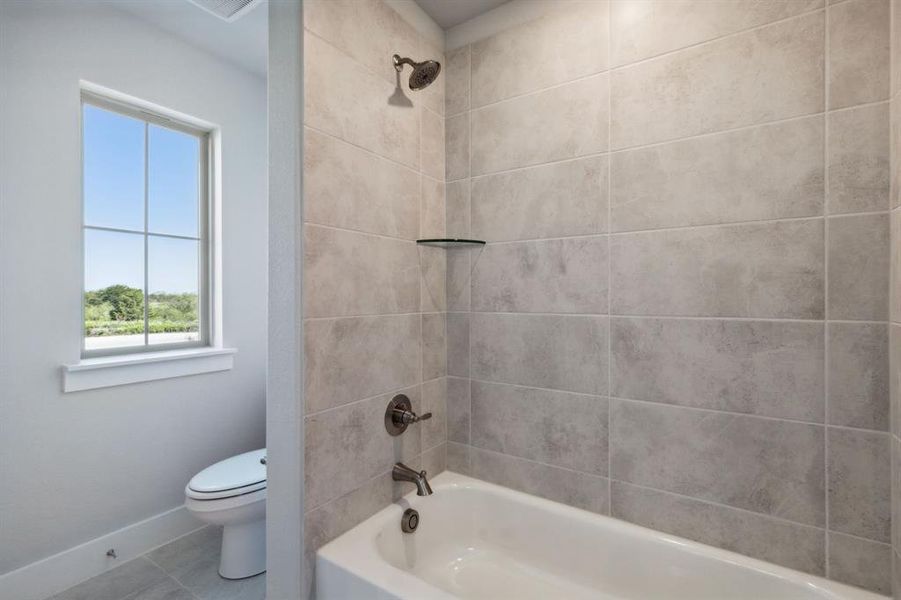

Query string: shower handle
[385,394,431,436]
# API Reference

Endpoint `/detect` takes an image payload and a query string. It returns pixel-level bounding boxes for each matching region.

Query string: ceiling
[114,0,268,77]
[415,0,510,29]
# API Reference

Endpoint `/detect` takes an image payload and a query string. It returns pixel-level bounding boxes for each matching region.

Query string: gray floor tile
[122,577,196,600]
[51,527,264,600]
[147,527,265,600]
[50,557,169,600]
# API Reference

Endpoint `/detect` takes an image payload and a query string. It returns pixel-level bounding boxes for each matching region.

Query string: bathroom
[1,0,900,598]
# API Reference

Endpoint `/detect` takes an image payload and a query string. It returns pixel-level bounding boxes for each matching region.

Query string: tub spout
[393,462,433,496]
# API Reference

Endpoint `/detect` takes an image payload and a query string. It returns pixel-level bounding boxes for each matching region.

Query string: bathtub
[316,471,885,600]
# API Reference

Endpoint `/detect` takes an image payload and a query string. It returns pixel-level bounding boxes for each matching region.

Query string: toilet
[185,448,267,579]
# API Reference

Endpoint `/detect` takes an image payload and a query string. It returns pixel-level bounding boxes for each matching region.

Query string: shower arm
[393,54,417,72]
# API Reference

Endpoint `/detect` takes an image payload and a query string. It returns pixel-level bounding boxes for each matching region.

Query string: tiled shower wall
[300,0,448,594]
[445,0,893,594]
[890,0,901,595]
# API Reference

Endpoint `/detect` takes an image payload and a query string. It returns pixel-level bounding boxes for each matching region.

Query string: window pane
[148,236,200,346]
[83,104,145,231]
[84,229,145,351]
[148,124,200,237]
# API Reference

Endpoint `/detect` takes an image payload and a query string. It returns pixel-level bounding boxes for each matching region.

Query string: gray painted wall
[0,2,267,575]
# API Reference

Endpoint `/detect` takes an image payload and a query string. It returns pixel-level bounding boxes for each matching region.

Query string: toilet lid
[187,448,266,498]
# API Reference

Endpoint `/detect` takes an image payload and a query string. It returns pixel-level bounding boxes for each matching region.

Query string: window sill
[63,347,236,392]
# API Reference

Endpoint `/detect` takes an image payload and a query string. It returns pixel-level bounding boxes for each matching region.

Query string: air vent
[187,0,262,22]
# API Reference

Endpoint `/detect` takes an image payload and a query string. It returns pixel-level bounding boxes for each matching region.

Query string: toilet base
[219,518,266,579]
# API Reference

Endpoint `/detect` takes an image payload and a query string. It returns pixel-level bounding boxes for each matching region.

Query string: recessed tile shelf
[416,238,486,248]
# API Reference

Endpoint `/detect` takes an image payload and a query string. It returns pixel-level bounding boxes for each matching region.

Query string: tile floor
[48,527,265,600]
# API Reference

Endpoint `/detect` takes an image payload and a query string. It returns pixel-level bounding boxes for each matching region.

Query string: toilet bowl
[185,448,266,579]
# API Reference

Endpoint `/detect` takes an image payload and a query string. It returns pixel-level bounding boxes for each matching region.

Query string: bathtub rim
[314,470,887,600]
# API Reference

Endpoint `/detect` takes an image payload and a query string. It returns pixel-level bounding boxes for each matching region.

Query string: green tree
[94,284,144,321]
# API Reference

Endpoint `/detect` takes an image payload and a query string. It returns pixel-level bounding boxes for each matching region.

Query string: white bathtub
[316,471,885,600]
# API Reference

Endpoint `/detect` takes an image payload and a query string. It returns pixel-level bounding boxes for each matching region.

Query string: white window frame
[80,91,213,358]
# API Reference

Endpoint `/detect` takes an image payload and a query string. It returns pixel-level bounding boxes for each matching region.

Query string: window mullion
[143,122,149,348]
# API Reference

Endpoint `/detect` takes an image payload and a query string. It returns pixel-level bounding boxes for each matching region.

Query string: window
[81,93,210,356]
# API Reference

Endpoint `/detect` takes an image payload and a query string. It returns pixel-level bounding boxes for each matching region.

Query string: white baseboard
[0,505,204,600]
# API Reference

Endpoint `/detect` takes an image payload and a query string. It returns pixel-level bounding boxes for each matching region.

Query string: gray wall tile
[471,74,608,175]
[828,532,892,595]
[893,98,901,209]
[304,314,420,413]
[611,481,826,576]
[611,219,825,318]
[828,0,890,110]
[612,317,824,421]
[305,386,421,510]
[611,117,824,231]
[610,0,822,66]
[445,113,469,181]
[419,245,447,313]
[421,377,448,451]
[894,0,901,96]
[447,376,471,444]
[304,33,419,169]
[828,428,891,542]
[828,103,890,214]
[304,0,420,86]
[445,45,470,116]
[471,380,608,475]
[469,446,609,514]
[420,176,445,240]
[421,108,445,181]
[447,441,472,474]
[893,438,901,550]
[611,399,825,526]
[471,313,608,395]
[470,1,608,107]
[417,38,446,118]
[471,156,608,242]
[828,322,889,431]
[892,325,901,438]
[304,128,419,239]
[827,213,890,321]
[422,313,446,381]
[446,250,472,311]
[446,312,470,377]
[611,13,824,148]
[471,237,608,313]
[445,180,470,238]
[892,211,901,322]
[304,225,419,318]
[422,442,447,476]
[303,472,396,597]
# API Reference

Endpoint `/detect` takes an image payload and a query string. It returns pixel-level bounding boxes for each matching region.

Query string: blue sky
[83,104,200,294]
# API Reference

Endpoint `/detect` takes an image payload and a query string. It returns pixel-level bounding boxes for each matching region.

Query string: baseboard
[0,505,204,600]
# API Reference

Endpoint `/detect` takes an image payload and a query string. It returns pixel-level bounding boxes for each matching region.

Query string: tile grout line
[467,375,892,433]
[468,39,474,466]
[446,99,889,182]
[458,444,889,543]
[305,207,890,249]
[824,0,832,577]
[462,5,827,116]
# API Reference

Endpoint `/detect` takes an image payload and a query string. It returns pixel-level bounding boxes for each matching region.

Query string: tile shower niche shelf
[416,238,486,248]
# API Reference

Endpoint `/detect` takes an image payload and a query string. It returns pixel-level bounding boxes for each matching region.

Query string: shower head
[393,54,441,91]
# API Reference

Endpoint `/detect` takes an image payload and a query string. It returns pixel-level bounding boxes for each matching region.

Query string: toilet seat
[187,448,266,501]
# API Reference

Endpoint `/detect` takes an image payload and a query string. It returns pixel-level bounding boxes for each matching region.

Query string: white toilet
[185,448,267,579]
